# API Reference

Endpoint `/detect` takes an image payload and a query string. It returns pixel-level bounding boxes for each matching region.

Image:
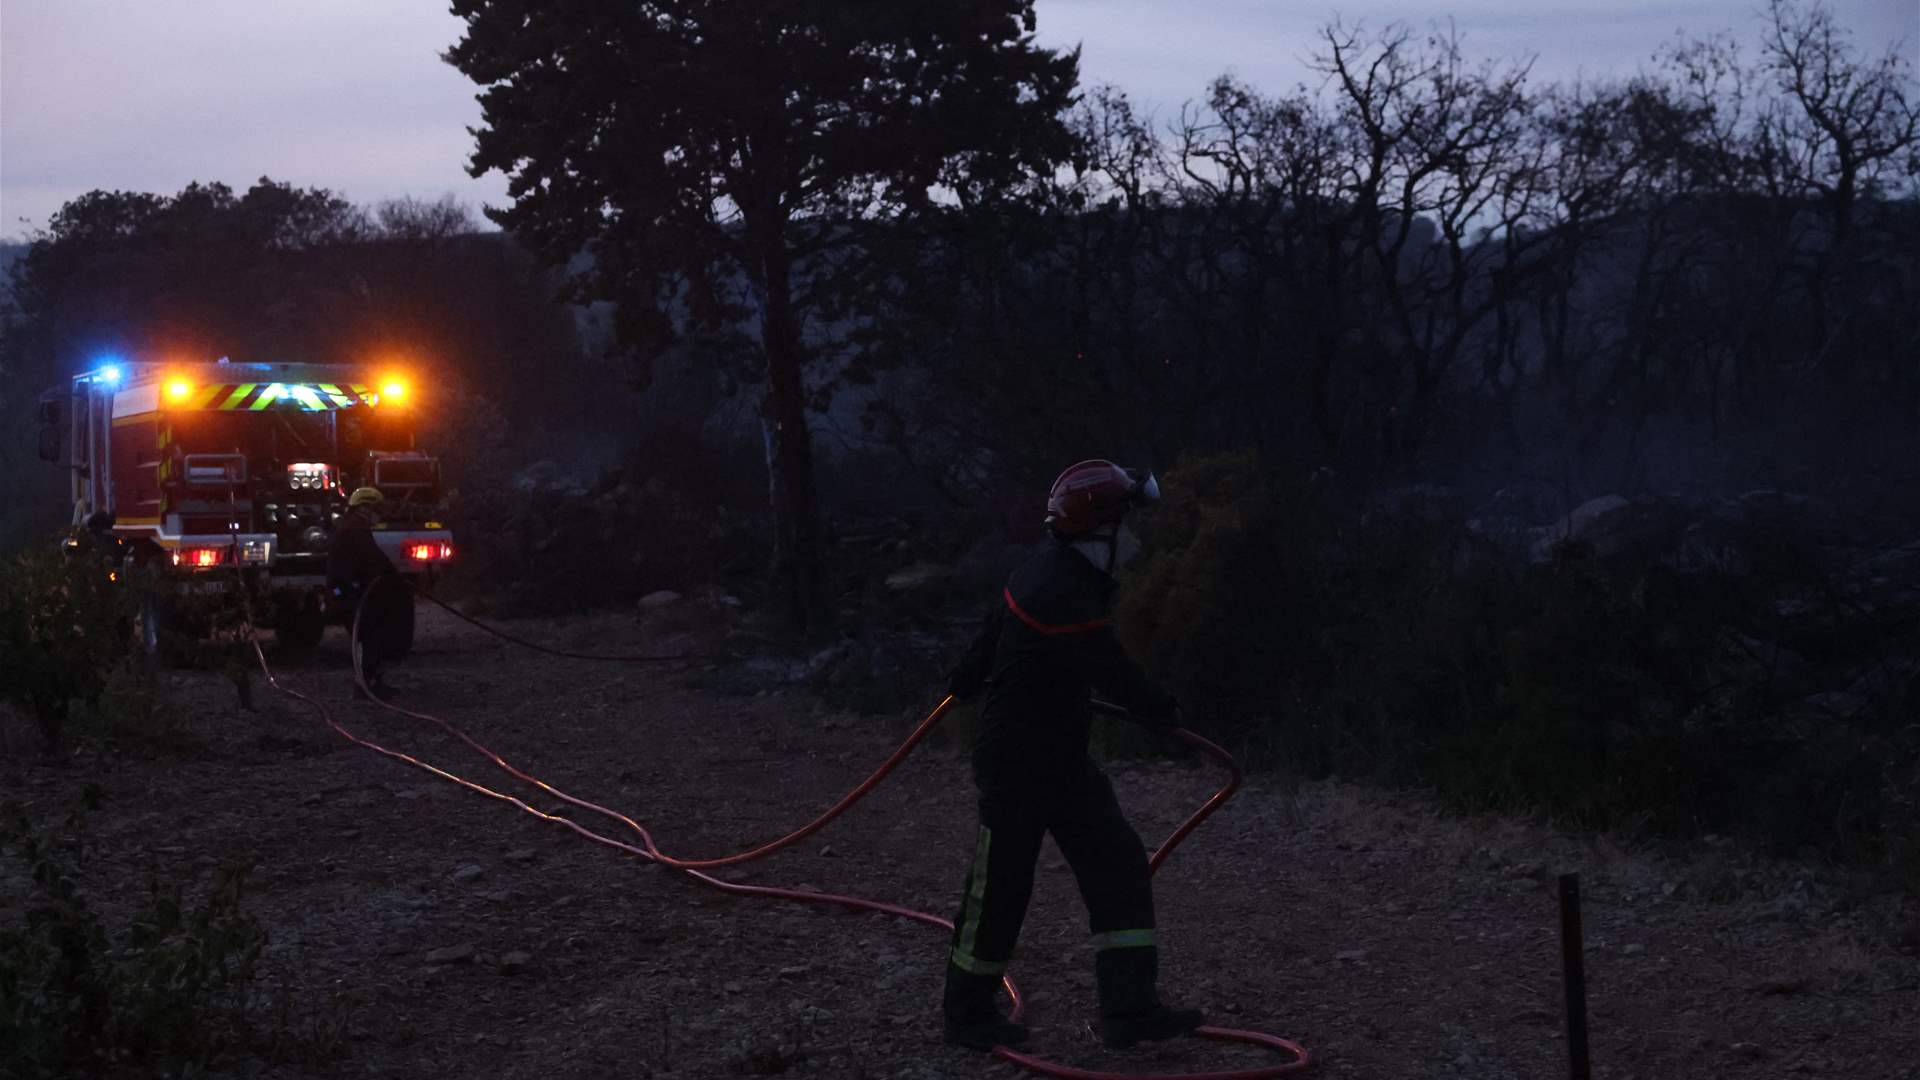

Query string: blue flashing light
[98,364,123,385]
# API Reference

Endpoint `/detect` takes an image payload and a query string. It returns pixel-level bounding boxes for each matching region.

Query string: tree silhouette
[444,1,1079,628]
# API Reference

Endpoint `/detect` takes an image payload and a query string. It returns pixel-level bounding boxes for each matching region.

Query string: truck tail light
[171,546,227,569]
[405,541,453,562]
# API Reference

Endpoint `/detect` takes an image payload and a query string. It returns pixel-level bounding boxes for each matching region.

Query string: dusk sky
[2,1,1913,239]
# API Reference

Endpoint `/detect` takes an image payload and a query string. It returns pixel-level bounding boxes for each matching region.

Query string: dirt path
[5,605,1916,1078]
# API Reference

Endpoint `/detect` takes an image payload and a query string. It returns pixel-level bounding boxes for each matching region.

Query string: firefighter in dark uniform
[941,460,1204,1051]
[71,510,126,572]
[328,486,403,697]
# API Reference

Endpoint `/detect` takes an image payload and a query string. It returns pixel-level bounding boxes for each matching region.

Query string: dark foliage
[1120,452,1920,880]
[863,3,1918,513]
[443,438,769,618]
[0,788,267,1080]
[0,548,139,750]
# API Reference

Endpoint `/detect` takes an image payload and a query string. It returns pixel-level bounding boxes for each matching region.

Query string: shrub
[0,547,139,751]
[71,660,201,753]
[1118,451,1920,875]
[147,586,259,711]
[0,788,266,1079]
[1118,451,1450,776]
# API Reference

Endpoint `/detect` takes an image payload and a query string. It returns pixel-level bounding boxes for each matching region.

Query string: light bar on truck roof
[163,381,376,412]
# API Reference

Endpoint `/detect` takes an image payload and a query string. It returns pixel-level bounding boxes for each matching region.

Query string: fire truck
[35,357,454,652]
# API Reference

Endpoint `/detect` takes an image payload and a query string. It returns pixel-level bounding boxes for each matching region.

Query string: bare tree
[375,195,478,243]
[1315,21,1556,464]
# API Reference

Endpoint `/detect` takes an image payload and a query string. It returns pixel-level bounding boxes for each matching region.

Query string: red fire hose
[240,582,1309,1078]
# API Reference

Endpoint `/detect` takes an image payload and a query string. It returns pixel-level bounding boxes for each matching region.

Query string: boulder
[1528,495,1681,562]
[883,562,951,593]
[1466,484,1565,555]
[805,640,857,683]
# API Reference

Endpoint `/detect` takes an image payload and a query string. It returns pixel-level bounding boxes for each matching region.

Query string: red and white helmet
[1044,460,1161,537]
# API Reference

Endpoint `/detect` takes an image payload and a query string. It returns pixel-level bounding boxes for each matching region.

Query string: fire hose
[236,578,1309,1079]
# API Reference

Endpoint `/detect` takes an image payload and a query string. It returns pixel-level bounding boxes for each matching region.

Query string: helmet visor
[1133,470,1161,504]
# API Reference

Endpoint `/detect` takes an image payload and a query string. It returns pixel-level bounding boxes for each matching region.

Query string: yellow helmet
[348,486,384,508]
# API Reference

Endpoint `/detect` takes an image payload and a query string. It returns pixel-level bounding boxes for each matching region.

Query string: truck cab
[36,358,454,650]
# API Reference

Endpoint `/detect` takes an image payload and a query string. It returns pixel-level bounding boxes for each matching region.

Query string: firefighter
[328,486,403,697]
[940,460,1204,1051]
[78,510,126,569]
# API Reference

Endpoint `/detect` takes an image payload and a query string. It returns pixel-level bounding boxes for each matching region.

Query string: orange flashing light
[165,378,195,402]
[379,378,409,404]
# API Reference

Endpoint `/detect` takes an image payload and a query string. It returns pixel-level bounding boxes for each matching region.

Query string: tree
[444,1,1080,629]
[1314,21,1556,465]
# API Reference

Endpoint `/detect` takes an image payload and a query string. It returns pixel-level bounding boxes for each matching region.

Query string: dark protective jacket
[950,541,1176,779]
[326,508,409,669]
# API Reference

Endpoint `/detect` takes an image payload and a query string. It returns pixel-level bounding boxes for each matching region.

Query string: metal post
[1558,873,1591,1080]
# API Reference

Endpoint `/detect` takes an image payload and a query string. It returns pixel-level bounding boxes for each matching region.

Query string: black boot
[1096,946,1204,1049]
[943,965,1029,1051]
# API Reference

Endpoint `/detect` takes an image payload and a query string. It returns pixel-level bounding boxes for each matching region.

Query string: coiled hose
[236,578,1309,1078]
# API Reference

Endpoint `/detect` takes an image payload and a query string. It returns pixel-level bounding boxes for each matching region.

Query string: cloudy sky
[2,1,1913,239]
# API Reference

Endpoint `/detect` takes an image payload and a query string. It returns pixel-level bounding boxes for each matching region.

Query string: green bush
[72,660,202,753]
[0,547,140,751]
[0,788,266,1080]
[1118,451,1920,873]
[1118,451,1452,776]
[149,586,260,711]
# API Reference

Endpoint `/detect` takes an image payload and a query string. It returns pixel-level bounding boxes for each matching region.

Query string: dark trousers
[944,755,1157,1020]
[350,580,408,681]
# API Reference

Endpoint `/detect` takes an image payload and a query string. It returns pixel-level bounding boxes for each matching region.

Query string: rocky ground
[4,603,1917,1079]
